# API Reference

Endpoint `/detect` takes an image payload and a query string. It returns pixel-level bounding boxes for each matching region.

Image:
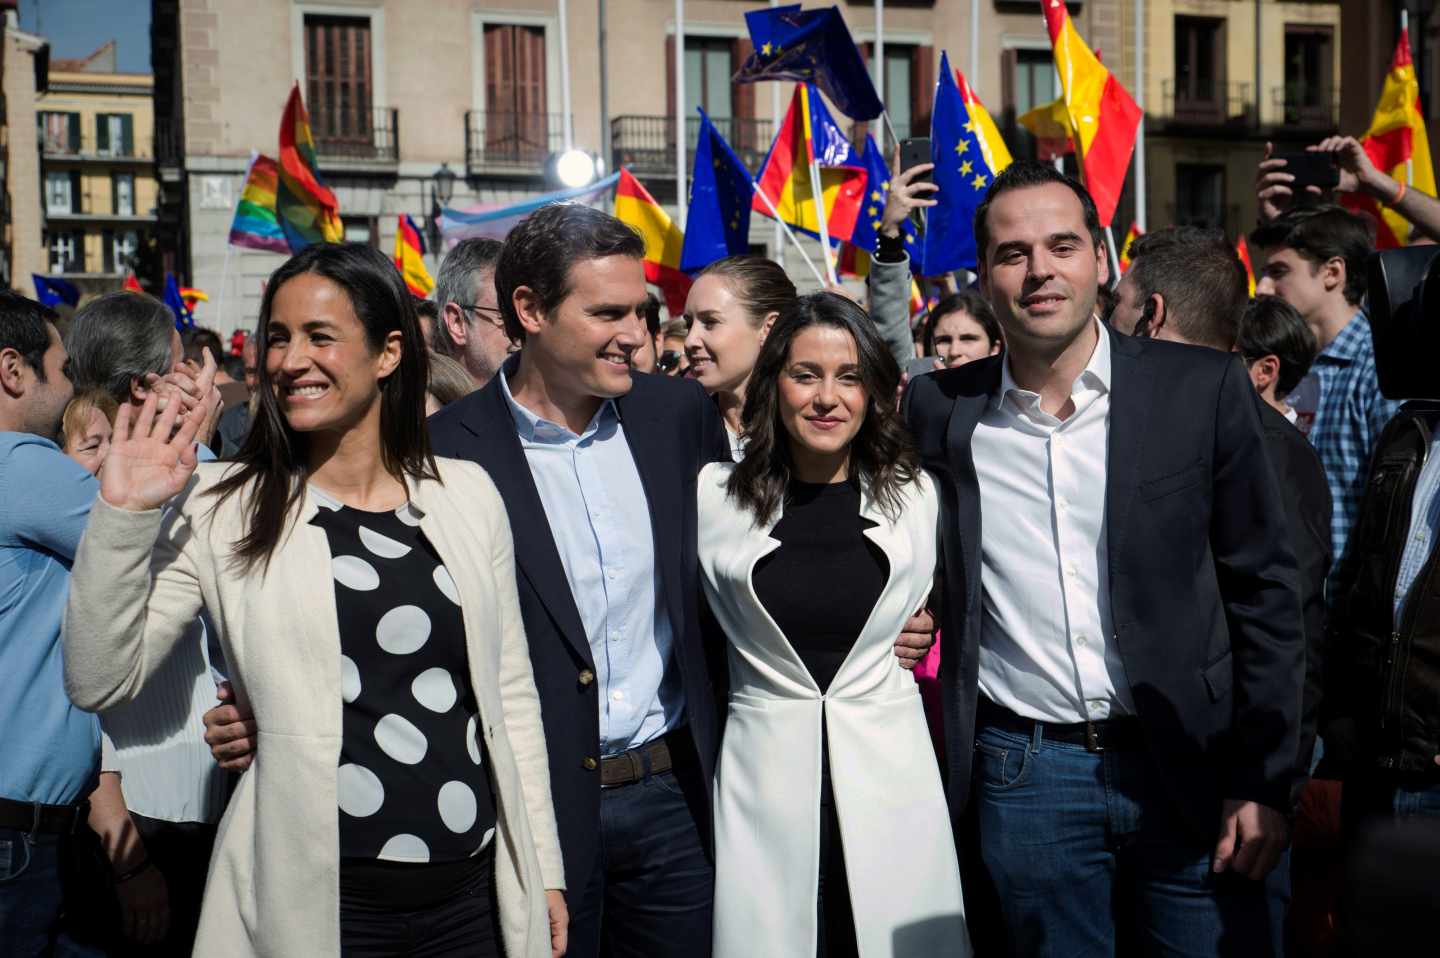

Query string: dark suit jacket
[904,327,1306,839]
[1258,401,1332,786]
[427,359,731,889]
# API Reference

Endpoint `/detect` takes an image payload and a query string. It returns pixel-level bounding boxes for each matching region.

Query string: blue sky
[20,0,150,73]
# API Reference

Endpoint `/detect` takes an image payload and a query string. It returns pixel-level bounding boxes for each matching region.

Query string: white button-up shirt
[972,323,1135,724]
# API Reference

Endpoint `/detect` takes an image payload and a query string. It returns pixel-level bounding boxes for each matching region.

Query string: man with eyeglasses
[432,238,517,386]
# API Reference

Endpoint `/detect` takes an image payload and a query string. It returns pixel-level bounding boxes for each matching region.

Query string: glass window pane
[886,54,911,139]
[684,45,704,120]
[705,47,731,119]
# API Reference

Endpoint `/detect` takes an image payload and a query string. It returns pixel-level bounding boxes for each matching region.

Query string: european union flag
[918,52,988,275]
[734,5,884,122]
[680,109,756,273]
[32,274,80,309]
[163,273,194,331]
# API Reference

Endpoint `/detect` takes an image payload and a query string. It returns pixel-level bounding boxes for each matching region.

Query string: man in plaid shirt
[1251,206,1404,588]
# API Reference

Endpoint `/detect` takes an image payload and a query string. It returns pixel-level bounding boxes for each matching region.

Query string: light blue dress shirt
[1395,431,1440,624]
[0,433,101,805]
[500,374,684,755]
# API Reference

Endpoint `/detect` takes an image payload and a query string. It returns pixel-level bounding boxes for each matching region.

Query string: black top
[310,493,497,864]
[752,479,889,692]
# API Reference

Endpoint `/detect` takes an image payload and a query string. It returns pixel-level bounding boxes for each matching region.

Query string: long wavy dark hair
[210,243,437,570]
[727,292,919,525]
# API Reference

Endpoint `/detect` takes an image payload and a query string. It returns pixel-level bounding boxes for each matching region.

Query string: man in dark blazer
[904,163,1305,955]
[427,205,729,958]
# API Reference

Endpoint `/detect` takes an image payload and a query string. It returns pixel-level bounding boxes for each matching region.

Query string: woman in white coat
[697,292,970,957]
[63,244,567,958]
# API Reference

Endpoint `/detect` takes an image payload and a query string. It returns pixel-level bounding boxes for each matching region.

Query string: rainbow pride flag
[277,84,343,250]
[228,153,290,253]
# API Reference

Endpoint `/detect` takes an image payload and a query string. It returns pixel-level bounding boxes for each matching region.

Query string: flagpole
[875,0,885,150]
[1133,0,1146,232]
[1103,224,1122,284]
[770,0,783,259]
[1403,8,1414,187]
[217,239,234,334]
[559,0,574,151]
[752,181,826,286]
[674,0,687,229]
[800,84,839,285]
[969,0,979,83]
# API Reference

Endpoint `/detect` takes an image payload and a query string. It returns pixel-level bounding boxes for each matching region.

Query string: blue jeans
[0,828,105,958]
[971,724,1285,958]
[566,768,714,958]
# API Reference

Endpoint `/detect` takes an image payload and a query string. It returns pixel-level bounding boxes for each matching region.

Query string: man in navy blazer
[427,205,729,958]
[904,163,1305,955]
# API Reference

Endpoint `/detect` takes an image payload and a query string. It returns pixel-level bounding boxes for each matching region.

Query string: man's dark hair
[974,160,1105,264]
[639,293,662,337]
[1126,226,1249,350]
[1249,204,1374,307]
[0,291,59,382]
[494,204,645,342]
[431,238,503,356]
[182,326,225,365]
[1238,294,1319,398]
[67,291,175,403]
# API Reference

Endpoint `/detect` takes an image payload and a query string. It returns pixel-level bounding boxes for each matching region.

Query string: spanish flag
[277,84,344,250]
[394,215,434,297]
[1117,222,1141,273]
[1043,0,1142,227]
[1019,96,1075,161]
[752,82,867,244]
[957,68,1013,177]
[1237,235,1256,297]
[1341,27,1436,248]
[614,169,691,316]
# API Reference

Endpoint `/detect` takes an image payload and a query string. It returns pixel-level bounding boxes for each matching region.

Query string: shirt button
[1058,497,1069,511]
[1088,700,1105,713]
[607,569,618,580]
[1075,634,1088,647]
[1066,564,1078,578]
[582,757,598,770]
[610,630,622,641]
[612,690,624,701]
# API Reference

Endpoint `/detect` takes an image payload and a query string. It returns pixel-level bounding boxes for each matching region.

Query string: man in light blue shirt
[499,376,684,755]
[0,292,104,955]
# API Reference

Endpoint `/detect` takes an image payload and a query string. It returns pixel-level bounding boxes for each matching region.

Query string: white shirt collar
[992,319,1112,412]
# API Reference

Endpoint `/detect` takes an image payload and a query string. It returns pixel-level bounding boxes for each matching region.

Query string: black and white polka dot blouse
[309,489,497,864]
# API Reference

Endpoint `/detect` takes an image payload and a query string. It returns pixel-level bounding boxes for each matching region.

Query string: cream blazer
[63,458,564,958]
[697,463,971,958]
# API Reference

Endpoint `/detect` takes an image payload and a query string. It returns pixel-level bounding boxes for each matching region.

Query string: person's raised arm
[1312,135,1440,241]
[866,151,939,371]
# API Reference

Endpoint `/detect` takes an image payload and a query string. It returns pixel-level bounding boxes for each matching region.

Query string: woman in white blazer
[697,292,971,958]
[63,244,566,958]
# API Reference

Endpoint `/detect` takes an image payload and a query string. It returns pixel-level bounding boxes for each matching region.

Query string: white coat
[63,459,563,957]
[697,462,971,957]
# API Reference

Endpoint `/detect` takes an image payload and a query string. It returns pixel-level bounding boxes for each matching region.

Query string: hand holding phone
[1273,152,1340,193]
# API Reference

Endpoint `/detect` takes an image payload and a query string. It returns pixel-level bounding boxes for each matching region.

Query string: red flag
[122,272,143,292]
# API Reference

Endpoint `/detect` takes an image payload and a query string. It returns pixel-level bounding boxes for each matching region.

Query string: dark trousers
[0,827,104,958]
[565,758,714,958]
[340,846,502,958]
[1338,774,1440,957]
[969,722,1285,957]
[104,817,216,958]
[816,769,856,958]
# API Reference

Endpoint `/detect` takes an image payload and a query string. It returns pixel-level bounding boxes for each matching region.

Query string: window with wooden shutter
[305,15,373,147]
[484,24,548,162]
[41,112,81,154]
[96,114,134,157]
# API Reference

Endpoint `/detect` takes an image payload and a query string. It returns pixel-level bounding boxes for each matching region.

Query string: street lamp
[427,163,458,252]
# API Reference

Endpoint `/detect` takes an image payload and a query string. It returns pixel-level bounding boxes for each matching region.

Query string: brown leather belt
[0,796,90,835]
[601,736,673,788]
[978,697,1144,753]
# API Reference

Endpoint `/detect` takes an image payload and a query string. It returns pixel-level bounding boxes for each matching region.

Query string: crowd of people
[0,129,1436,958]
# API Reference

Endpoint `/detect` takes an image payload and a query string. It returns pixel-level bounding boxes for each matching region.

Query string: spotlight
[552,149,598,189]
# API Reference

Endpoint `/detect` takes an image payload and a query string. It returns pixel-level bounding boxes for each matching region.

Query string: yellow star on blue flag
[680,107,756,272]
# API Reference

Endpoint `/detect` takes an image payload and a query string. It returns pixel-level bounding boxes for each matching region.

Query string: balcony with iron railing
[1272,83,1339,131]
[312,106,400,166]
[40,129,153,163]
[610,115,775,177]
[1165,202,1242,239]
[1159,81,1255,130]
[154,117,181,169]
[465,111,565,174]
